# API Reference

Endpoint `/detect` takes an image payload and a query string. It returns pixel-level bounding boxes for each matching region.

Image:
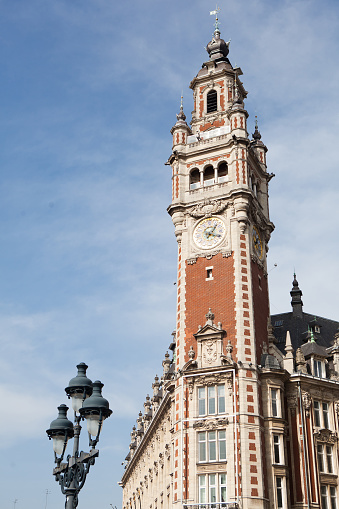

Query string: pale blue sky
[1,1,338,508]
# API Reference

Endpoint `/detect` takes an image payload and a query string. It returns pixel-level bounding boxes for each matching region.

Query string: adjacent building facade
[120,20,339,509]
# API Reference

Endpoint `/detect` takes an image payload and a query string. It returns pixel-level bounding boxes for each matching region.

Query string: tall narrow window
[314,400,321,427]
[207,89,217,113]
[208,386,216,414]
[208,431,217,461]
[273,435,280,464]
[218,430,226,460]
[218,162,228,183]
[314,359,323,377]
[219,474,227,504]
[326,445,333,473]
[330,487,337,509]
[199,475,206,504]
[321,486,329,509]
[198,387,206,416]
[271,388,278,417]
[318,444,325,472]
[276,477,283,508]
[199,432,206,462]
[323,402,330,429]
[218,385,225,413]
[209,474,217,506]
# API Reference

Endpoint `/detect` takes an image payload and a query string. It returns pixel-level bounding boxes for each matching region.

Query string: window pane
[330,487,337,509]
[218,385,225,413]
[199,432,206,462]
[321,486,329,509]
[208,386,216,414]
[271,389,278,417]
[314,401,321,427]
[318,444,324,472]
[199,476,206,504]
[198,388,206,416]
[219,431,226,460]
[326,446,333,473]
[276,477,283,508]
[208,431,216,461]
[274,435,280,464]
[323,403,329,429]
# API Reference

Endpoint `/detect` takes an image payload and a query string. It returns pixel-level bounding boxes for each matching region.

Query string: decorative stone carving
[295,348,307,374]
[286,393,298,415]
[314,429,338,444]
[196,374,226,385]
[335,401,339,416]
[225,372,233,395]
[222,250,232,257]
[193,417,229,430]
[159,453,164,469]
[188,199,228,218]
[188,346,195,360]
[203,339,218,365]
[187,258,197,265]
[302,391,311,417]
[164,443,170,460]
[188,380,194,400]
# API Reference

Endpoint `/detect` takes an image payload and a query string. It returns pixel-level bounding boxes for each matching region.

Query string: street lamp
[46,363,112,509]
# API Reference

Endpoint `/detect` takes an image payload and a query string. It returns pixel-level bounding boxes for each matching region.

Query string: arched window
[204,165,214,186]
[218,161,228,183]
[190,168,200,190]
[207,90,218,113]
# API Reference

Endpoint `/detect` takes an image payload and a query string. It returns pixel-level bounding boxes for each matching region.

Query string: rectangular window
[314,359,323,378]
[198,474,227,505]
[208,431,217,461]
[273,434,280,464]
[199,432,206,462]
[330,487,337,509]
[209,474,216,505]
[218,385,225,413]
[318,444,325,472]
[198,387,206,416]
[314,400,321,427]
[271,388,278,417]
[199,475,206,504]
[322,486,329,509]
[323,403,330,429]
[208,386,216,414]
[198,430,227,463]
[218,430,226,460]
[198,385,226,416]
[276,477,283,508]
[326,445,333,473]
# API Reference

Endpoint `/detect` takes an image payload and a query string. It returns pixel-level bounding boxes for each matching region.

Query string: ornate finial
[252,115,262,141]
[176,94,186,122]
[210,6,221,33]
[205,308,215,324]
[188,346,195,360]
[226,339,233,359]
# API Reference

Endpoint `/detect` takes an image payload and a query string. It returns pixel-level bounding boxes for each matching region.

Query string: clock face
[193,216,226,249]
[252,226,263,258]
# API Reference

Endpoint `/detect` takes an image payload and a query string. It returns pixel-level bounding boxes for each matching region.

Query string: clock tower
[166,18,274,508]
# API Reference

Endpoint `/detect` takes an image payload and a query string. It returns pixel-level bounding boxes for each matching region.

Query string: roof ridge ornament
[210,5,221,34]
[252,115,262,141]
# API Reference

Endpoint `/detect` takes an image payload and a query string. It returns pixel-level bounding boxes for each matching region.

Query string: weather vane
[210,5,221,32]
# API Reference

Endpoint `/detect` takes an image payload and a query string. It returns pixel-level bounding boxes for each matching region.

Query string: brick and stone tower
[166,18,274,508]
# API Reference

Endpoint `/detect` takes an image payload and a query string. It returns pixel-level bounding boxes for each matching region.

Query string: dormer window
[207,90,217,113]
[313,359,324,378]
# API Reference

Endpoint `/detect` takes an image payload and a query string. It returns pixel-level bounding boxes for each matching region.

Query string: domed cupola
[206,31,229,61]
[206,14,230,62]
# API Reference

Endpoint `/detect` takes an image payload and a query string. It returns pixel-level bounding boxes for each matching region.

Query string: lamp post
[46,363,112,509]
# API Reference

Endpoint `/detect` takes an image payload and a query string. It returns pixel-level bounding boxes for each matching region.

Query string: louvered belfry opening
[207,89,217,113]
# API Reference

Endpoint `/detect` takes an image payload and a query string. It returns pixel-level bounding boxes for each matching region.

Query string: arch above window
[207,89,218,113]
[218,161,228,183]
[190,168,201,190]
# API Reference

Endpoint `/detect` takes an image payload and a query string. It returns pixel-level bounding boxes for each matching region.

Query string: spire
[290,273,303,318]
[176,94,186,123]
[206,8,230,61]
[252,116,262,141]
